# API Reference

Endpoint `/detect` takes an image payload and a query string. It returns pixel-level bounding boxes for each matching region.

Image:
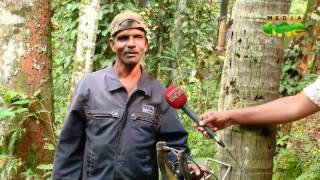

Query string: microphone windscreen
[163,84,187,109]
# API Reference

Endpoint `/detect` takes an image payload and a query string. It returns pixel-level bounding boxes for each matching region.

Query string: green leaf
[44,143,55,151]
[12,99,30,106]
[37,164,53,170]
[182,21,188,28]
[8,130,20,155]
[0,107,15,120]
[14,108,29,114]
[33,90,41,100]
[3,91,20,102]
[159,67,175,71]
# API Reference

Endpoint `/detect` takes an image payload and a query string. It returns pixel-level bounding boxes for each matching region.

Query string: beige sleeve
[303,76,320,107]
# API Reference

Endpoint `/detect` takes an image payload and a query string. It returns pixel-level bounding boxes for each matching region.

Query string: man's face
[109,28,148,66]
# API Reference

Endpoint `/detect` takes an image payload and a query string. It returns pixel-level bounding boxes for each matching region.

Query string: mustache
[124,51,138,54]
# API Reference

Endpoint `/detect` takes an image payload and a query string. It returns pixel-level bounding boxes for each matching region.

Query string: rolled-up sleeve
[303,76,320,107]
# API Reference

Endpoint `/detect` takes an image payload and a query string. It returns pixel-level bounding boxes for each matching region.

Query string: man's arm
[158,106,189,152]
[199,92,320,131]
[158,105,206,177]
[52,79,87,180]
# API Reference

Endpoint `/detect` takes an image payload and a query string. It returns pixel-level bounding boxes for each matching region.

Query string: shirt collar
[105,62,152,96]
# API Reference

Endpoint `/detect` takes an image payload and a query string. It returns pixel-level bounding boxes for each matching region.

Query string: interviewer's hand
[196,111,235,135]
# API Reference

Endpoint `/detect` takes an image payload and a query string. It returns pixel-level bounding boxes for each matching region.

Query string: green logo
[263,22,306,38]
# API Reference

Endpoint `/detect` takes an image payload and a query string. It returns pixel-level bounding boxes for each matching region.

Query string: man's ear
[109,38,115,52]
[144,38,148,53]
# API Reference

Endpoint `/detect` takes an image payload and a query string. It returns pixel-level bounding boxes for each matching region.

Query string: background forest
[0,0,319,179]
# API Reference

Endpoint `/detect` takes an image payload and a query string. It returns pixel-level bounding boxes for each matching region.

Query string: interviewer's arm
[199,92,320,131]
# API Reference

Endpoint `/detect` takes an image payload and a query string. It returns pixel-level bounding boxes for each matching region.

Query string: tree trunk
[135,0,148,7]
[215,0,228,52]
[299,0,320,75]
[70,0,100,98]
[0,0,54,177]
[166,0,186,85]
[218,0,290,179]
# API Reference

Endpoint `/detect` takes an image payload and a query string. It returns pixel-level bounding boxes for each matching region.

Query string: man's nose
[127,37,135,47]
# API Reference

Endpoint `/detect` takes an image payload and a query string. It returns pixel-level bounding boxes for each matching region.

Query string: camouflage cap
[110,11,147,37]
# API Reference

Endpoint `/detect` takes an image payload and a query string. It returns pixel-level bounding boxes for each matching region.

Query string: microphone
[163,84,226,148]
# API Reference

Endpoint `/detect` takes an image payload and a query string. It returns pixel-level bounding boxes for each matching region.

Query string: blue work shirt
[52,64,190,180]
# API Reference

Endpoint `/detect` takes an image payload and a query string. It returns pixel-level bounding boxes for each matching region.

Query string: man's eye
[117,36,129,41]
[134,35,143,39]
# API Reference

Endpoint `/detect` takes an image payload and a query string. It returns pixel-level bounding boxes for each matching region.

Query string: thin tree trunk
[70,0,100,98]
[216,0,228,52]
[218,0,290,179]
[166,0,187,84]
[135,0,148,7]
[0,0,54,177]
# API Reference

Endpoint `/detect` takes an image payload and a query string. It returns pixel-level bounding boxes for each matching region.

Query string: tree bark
[166,0,187,85]
[215,0,228,52]
[70,0,100,98]
[218,0,290,179]
[0,0,54,176]
[299,0,320,75]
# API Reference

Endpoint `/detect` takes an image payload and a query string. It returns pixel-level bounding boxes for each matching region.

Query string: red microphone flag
[163,84,188,109]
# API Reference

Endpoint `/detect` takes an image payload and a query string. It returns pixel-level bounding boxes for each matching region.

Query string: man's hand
[188,163,212,180]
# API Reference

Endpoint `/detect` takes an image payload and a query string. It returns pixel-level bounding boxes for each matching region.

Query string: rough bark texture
[70,0,100,99]
[218,0,290,179]
[0,0,54,176]
[299,0,320,74]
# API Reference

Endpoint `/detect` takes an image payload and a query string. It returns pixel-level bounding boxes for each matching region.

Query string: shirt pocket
[130,112,160,131]
[87,109,121,119]
[86,109,122,137]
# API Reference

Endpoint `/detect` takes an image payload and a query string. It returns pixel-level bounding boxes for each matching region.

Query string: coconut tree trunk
[218,0,290,179]
[69,0,100,98]
[0,0,54,176]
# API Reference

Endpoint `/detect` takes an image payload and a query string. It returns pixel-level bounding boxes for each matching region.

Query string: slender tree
[135,0,148,7]
[215,0,229,53]
[218,0,291,179]
[0,0,54,176]
[69,0,100,99]
[166,0,187,85]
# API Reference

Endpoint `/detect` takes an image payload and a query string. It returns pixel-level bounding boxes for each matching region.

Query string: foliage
[52,0,80,135]
[0,89,54,179]
[273,120,320,179]
[279,44,318,95]
[20,169,41,180]
[140,1,221,159]
[275,3,320,179]
[0,154,22,180]
[280,4,320,96]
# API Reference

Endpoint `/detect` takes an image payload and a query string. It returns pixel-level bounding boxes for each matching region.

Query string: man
[53,11,201,179]
[198,76,320,132]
